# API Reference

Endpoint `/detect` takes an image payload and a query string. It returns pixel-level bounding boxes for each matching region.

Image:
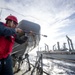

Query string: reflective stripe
[0,62,1,65]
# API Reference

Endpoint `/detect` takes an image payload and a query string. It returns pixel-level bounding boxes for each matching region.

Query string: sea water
[29,55,75,75]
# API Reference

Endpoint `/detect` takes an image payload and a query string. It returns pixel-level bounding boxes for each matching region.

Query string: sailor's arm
[0,22,23,37]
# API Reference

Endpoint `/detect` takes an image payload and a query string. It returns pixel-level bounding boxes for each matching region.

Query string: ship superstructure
[37,35,75,62]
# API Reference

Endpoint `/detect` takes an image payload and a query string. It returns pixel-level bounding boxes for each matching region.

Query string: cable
[0,7,41,21]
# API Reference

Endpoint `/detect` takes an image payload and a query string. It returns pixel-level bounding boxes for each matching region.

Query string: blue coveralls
[0,22,27,75]
[0,22,16,75]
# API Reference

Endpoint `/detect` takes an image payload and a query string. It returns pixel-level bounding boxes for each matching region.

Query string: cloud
[0,0,75,50]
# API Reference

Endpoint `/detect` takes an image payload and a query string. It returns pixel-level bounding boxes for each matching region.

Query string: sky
[0,0,75,54]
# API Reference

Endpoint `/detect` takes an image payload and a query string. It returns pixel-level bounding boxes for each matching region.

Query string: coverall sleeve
[15,35,28,44]
[0,22,16,36]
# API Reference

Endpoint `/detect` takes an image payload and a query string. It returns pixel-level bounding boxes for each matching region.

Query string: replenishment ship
[37,35,75,62]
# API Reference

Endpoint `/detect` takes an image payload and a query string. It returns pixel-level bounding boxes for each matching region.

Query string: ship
[37,35,75,62]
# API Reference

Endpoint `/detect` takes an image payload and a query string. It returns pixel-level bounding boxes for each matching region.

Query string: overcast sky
[0,0,75,52]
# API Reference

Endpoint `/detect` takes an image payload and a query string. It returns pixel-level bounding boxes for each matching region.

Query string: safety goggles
[8,19,18,26]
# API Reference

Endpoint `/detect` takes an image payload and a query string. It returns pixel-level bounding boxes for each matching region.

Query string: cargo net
[12,32,40,56]
[11,32,40,74]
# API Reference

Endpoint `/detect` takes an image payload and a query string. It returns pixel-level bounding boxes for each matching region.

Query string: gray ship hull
[37,51,75,61]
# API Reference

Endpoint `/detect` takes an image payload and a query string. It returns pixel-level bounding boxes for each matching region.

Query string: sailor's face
[7,20,17,28]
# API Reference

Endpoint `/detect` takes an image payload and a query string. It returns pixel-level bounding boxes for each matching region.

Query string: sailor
[0,15,28,75]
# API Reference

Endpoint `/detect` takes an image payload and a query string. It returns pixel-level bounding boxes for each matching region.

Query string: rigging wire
[0,7,51,26]
[0,7,41,21]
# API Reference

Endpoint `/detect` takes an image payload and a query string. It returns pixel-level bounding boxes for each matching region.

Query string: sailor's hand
[29,31,34,35]
[15,28,24,34]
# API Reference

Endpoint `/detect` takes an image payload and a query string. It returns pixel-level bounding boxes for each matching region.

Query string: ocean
[43,59,75,75]
[15,55,75,75]
[29,55,75,75]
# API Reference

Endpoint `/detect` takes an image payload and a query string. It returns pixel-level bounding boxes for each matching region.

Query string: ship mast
[66,35,74,51]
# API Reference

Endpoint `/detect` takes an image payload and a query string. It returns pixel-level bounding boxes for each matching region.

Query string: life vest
[0,23,15,59]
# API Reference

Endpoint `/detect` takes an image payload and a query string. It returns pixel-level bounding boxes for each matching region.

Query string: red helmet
[5,15,18,24]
